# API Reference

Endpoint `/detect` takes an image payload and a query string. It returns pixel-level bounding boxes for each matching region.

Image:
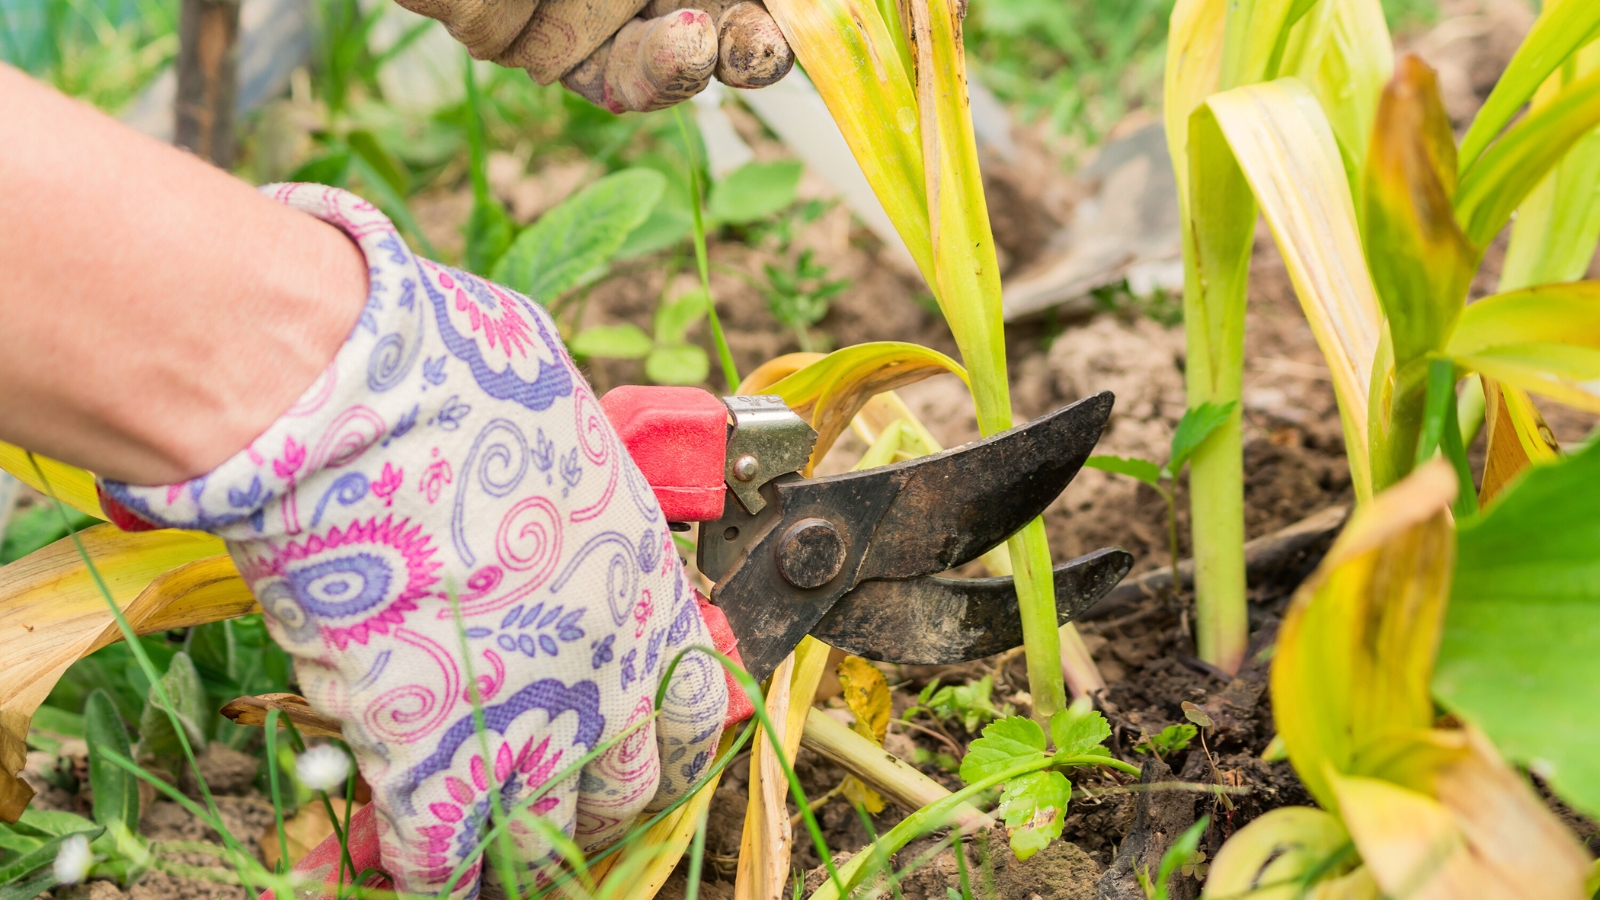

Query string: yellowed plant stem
[734,637,832,900]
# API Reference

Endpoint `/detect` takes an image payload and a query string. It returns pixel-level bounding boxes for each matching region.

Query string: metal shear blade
[700,391,1119,682]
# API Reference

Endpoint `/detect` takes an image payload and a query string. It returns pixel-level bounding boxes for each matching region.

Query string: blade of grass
[674,108,739,391]
[27,455,264,893]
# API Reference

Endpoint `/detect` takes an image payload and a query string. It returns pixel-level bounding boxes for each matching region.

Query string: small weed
[904,675,1013,735]
[761,249,850,352]
[1090,278,1183,328]
[1132,723,1197,762]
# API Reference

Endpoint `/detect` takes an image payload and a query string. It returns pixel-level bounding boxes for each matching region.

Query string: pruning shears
[265,387,1130,900]
[601,385,1133,683]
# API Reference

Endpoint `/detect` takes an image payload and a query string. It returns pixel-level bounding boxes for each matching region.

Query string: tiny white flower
[54,832,91,885]
[296,744,352,792]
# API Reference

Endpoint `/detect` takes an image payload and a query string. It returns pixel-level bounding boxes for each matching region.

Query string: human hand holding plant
[94,185,733,898]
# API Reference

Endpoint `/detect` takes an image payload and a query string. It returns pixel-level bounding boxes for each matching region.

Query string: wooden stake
[175,0,241,168]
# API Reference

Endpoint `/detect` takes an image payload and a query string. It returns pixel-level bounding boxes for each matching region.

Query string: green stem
[1006,522,1072,716]
[1162,486,1179,604]
[1189,417,1247,675]
[673,107,740,390]
[264,711,289,875]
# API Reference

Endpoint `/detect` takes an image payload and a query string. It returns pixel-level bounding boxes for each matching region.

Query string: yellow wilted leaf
[586,728,738,896]
[760,343,966,475]
[0,442,104,520]
[837,656,890,814]
[735,636,832,900]
[1330,728,1588,900]
[0,525,247,820]
[737,352,825,396]
[1203,806,1352,900]
[1200,77,1383,498]
[1271,461,1456,811]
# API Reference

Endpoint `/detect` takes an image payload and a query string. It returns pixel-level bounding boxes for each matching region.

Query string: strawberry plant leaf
[1049,706,1112,758]
[1084,455,1164,488]
[959,716,1047,786]
[998,770,1069,860]
[1168,401,1239,474]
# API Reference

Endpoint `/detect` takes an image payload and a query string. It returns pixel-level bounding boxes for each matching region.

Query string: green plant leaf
[1457,0,1600,171]
[137,651,208,759]
[346,130,408,197]
[1168,400,1239,474]
[287,149,352,187]
[12,808,99,839]
[490,168,666,306]
[1434,437,1600,817]
[1455,66,1600,248]
[1083,455,1164,488]
[1500,42,1600,292]
[707,160,804,226]
[645,344,710,386]
[997,769,1069,861]
[568,325,653,360]
[85,691,139,834]
[463,199,513,277]
[959,716,1048,786]
[0,869,57,900]
[1363,57,1474,368]
[1048,706,1113,758]
[655,289,709,345]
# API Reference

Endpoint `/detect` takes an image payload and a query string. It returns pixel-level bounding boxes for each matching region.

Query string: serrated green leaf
[86,691,139,834]
[491,169,666,306]
[568,325,653,360]
[1168,400,1239,473]
[1083,455,1164,488]
[1048,706,1112,757]
[959,716,1048,786]
[645,344,710,386]
[998,769,1069,860]
[707,160,804,226]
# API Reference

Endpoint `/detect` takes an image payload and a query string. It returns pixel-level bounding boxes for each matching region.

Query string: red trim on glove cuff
[695,591,754,727]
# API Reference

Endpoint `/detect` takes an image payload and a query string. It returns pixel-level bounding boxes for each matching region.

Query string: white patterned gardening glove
[96,184,729,897]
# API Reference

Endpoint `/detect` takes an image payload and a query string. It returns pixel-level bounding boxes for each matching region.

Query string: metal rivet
[732,454,760,482]
[774,517,846,589]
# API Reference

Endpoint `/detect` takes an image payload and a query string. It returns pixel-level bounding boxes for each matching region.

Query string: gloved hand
[394,0,793,113]
[96,184,731,897]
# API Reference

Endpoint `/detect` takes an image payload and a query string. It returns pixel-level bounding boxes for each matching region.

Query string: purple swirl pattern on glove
[99,184,729,897]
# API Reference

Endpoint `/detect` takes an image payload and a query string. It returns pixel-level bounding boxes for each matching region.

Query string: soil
[20,2,1600,899]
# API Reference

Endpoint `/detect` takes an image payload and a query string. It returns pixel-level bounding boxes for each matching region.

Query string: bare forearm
[0,65,367,485]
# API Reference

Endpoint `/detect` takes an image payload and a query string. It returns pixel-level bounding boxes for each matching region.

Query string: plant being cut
[764,0,1103,718]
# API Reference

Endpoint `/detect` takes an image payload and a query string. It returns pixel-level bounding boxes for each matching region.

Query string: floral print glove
[96,184,729,897]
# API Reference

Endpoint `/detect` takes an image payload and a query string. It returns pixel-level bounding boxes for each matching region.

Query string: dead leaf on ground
[261,797,364,870]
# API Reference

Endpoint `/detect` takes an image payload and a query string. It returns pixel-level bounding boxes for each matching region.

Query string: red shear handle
[598,385,727,522]
[265,597,753,900]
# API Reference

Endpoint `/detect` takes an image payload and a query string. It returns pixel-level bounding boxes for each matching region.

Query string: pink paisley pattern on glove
[98,184,729,899]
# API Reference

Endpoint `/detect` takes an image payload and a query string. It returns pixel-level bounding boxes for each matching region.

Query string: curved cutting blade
[809,548,1132,664]
[792,390,1113,581]
[707,391,1114,682]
